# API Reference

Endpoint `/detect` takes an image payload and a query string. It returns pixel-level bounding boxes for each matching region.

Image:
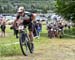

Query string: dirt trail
[0,39,75,60]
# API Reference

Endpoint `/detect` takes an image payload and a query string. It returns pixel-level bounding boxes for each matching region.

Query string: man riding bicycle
[58,22,64,38]
[13,6,35,53]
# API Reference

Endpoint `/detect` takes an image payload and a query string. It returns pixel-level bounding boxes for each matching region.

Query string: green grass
[0,25,75,56]
[0,25,49,56]
[63,27,75,38]
[64,27,75,35]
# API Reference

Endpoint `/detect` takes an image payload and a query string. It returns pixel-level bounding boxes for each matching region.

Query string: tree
[0,0,55,13]
[56,0,75,22]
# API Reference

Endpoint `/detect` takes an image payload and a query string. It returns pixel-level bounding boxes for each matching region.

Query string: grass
[63,27,75,38]
[64,27,75,35]
[0,25,75,57]
[0,25,49,56]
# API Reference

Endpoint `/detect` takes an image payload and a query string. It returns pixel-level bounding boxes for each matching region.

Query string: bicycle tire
[19,33,31,56]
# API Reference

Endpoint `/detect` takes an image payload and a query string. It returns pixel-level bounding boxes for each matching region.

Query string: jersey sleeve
[16,15,20,19]
[31,14,35,21]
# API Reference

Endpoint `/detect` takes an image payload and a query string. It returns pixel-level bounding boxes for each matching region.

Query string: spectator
[1,17,6,37]
[10,23,19,38]
[14,23,19,38]
[36,20,42,39]
[33,21,37,38]
[13,19,20,38]
[0,15,3,25]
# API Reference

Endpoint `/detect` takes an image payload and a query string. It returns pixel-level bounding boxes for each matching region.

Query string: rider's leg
[28,23,34,53]
[29,31,34,53]
[29,31,33,43]
[28,22,34,43]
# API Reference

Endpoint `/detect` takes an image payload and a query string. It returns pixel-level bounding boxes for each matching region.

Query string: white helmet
[17,6,25,12]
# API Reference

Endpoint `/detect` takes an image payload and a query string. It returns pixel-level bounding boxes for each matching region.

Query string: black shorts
[1,29,5,32]
[28,22,33,31]
[1,25,6,32]
[23,22,33,31]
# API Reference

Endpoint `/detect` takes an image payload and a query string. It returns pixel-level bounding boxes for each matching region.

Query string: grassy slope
[0,25,75,59]
[0,25,48,56]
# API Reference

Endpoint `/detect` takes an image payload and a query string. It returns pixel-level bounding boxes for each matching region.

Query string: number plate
[18,25,24,30]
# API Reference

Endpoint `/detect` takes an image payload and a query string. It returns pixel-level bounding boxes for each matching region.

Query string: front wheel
[19,34,32,56]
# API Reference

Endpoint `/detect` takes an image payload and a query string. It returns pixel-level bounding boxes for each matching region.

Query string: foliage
[55,0,75,22]
[64,27,75,35]
[0,0,56,13]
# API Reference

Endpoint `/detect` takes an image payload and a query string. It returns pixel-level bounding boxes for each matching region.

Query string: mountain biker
[53,24,58,37]
[13,6,35,53]
[58,22,64,37]
[58,23,64,31]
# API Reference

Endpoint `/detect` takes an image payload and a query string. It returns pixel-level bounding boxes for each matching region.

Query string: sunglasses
[18,12,23,14]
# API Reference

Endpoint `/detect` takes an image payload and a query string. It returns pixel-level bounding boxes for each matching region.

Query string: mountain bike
[18,25,33,56]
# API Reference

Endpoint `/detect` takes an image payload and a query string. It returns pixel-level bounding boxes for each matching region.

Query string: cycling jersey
[16,13,34,31]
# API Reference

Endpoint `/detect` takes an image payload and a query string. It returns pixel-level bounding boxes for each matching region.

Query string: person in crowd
[53,24,58,37]
[58,22,64,37]
[47,23,53,38]
[10,19,19,38]
[36,20,42,39]
[0,17,6,37]
[33,21,37,38]
[58,23,64,31]
[14,23,19,38]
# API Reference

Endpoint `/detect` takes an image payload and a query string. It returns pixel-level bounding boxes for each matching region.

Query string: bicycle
[18,24,33,56]
[48,28,54,38]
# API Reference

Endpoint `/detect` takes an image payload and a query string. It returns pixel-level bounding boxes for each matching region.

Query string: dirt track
[0,39,75,60]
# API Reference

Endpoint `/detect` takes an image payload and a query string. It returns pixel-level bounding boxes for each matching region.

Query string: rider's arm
[13,15,20,27]
[31,14,35,21]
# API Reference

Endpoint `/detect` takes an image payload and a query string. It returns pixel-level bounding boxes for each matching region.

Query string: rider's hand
[16,19,23,25]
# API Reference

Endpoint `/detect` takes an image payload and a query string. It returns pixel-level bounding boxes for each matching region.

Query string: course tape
[64,34,75,38]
